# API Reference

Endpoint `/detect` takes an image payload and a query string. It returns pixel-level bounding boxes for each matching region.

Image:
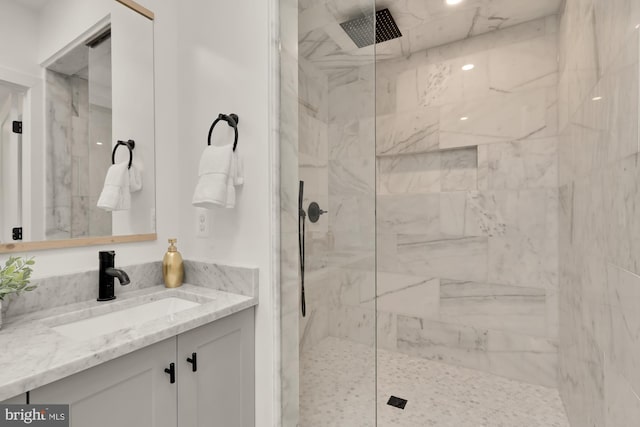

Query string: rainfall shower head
[340,8,402,49]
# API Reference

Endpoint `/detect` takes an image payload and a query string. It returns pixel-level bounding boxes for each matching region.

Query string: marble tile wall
[279,0,300,423]
[183,260,259,297]
[369,17,560,387]
[324,45,377,359]
[45,70,112,240]
[557,0,640,425]
[298,56,332,354]
[45,70,76,240]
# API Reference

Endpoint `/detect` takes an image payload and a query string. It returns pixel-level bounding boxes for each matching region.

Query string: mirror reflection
[0,0,156,246]
[46,29,113,239]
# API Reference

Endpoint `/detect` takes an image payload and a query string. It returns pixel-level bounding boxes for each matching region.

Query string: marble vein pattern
[297,0,562,75]
[1,261,258,319]
[2,262,163,319]
[295,5,569,426]
[558,0,640,424]
[0,284,257,401]
[45,70,112,239]
[183,260,258,297]
[368,14,561,386]
[280,4,301,424]
[300,337,569,427]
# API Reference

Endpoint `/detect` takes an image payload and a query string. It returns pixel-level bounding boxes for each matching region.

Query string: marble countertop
[0,284,257,401]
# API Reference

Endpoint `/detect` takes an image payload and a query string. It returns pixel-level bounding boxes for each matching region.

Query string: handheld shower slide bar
[298,181,306,317]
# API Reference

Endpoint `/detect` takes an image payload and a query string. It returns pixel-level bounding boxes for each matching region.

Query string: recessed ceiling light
[460,116,469,121]
[592,96,603,101]
[446,0,464,5]
[462,63,475,71]
[96,141,103,145]
[636,24,640,29]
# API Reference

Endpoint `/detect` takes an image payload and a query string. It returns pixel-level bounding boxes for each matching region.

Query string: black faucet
[98,251,131,301]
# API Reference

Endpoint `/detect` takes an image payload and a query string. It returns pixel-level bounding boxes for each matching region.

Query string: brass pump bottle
[163,238,184,288]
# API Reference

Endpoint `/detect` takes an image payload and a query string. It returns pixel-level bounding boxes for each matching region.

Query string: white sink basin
[52,297,200,340]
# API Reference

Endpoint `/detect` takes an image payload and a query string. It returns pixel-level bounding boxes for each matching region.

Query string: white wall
[37,0,112,65]
[0,1,45,242]
[0,0,39,78]
[175,1,277,425]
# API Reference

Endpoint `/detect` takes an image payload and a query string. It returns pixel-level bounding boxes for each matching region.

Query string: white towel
[233,151,244,186]
[97,162,130,211]
[192,144,233,209]
[225,151,244,208]
[129,165,143,193]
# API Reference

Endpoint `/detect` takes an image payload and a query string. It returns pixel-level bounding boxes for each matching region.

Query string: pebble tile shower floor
[300,337,569,427]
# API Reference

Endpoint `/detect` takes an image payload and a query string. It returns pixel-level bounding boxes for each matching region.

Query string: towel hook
[112,139,135,169]
[207,113,239,151]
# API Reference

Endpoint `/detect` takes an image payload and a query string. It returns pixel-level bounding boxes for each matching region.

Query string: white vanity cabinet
[30,338,177,427]
[29,309,255,427]
[177,308,255,427]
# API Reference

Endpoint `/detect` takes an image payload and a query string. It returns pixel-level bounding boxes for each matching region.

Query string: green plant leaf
[0,256,37,298]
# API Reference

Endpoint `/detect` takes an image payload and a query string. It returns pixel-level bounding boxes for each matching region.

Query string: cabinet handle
[164,362,176,384]
[187,352,198,372]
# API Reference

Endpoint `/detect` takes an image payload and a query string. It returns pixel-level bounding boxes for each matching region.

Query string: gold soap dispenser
[163,238,184,288]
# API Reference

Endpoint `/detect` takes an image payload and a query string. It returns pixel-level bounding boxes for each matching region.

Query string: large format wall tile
[371,15,561,387]
[439,86,556,149]
[439,280,547,337]
[377,194,440,236]
[397,315,490,372]
[486,329,558,387]
[558,0,640,423]
[441,148,478,191]
[397,314,558,387]
[487,189,559,289]
[397,235,489,282]
[376,106,439,156]
[377,152,441,195]
[482,137,558,190]
[377,273,440,319]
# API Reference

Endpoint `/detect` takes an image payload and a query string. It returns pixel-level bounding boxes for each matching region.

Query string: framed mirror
[0,0,156,253]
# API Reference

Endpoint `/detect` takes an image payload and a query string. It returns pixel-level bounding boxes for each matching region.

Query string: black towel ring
[112,139,135,169]
[207,113,239,151]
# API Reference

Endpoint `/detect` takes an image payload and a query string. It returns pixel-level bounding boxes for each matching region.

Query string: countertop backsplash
[183,260,258,298]
[1,260,258,320]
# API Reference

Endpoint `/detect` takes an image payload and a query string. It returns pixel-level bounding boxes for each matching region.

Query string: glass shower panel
[296,0,377,426]
[375,1,570,425]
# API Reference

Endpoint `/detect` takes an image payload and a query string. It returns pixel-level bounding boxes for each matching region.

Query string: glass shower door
[292,1,377,426]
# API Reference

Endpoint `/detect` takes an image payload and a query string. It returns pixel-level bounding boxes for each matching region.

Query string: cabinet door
[178,309,255,427]
[30,338,177,427]
[1,394,26,404]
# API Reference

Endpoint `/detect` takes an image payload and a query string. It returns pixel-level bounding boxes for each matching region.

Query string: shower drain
[387,395,408,410]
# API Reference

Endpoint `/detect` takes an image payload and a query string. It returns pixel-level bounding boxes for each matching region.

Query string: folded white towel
[129,165,143,193]
[97,162,130,211]
[192,144,233,209]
